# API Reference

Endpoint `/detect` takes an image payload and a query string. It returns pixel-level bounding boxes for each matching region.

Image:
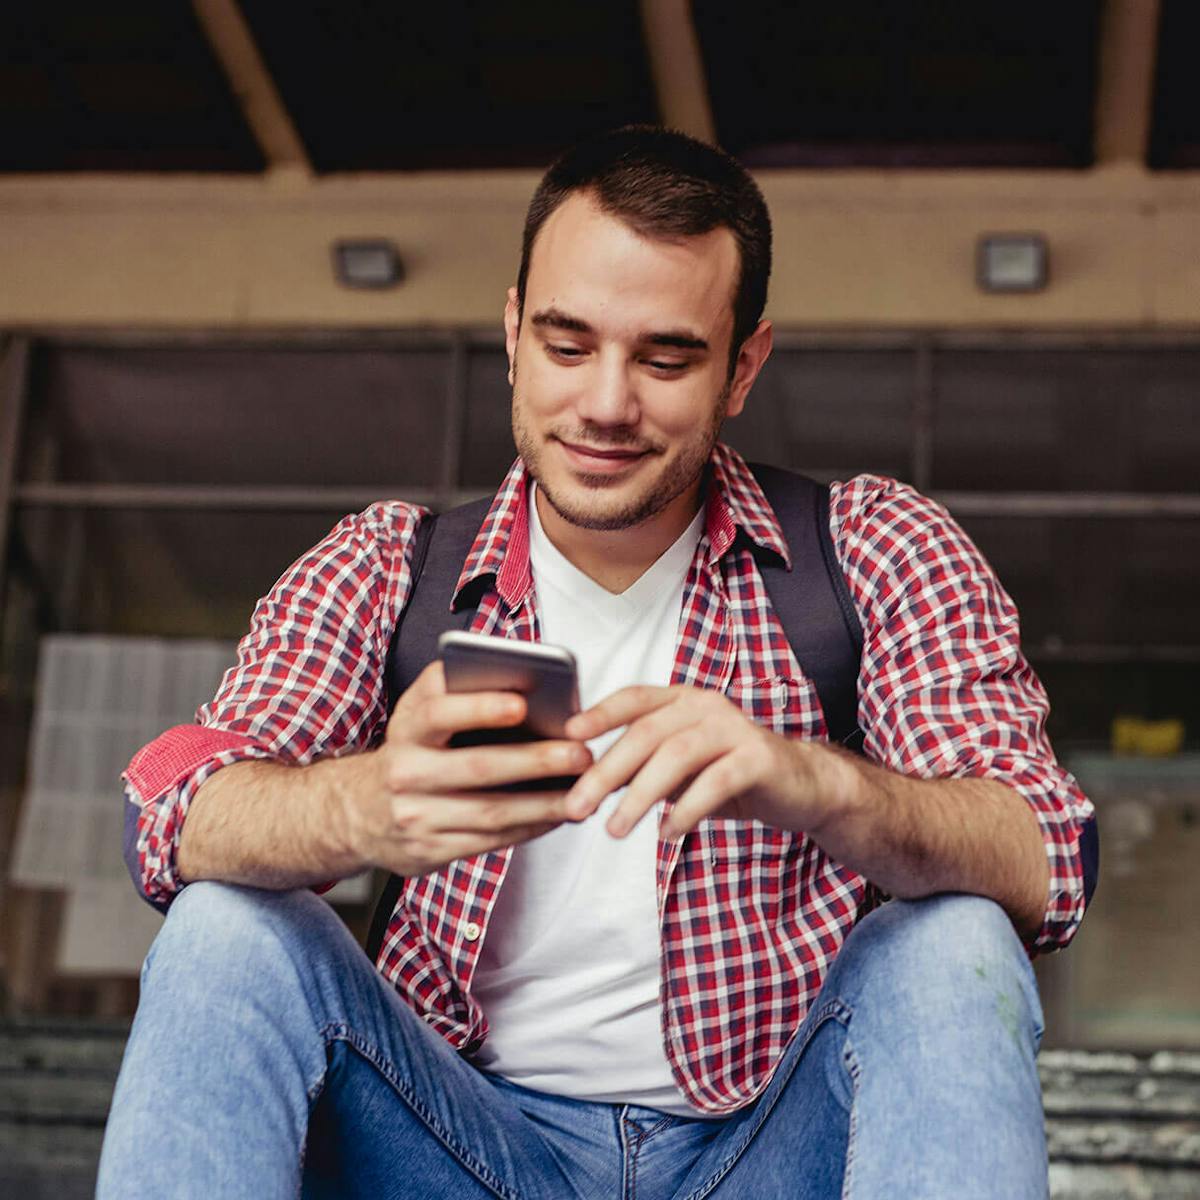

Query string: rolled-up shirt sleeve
[830,474,1097,955]
[122,501,425,909]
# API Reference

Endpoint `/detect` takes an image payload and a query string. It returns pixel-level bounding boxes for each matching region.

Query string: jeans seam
[316,1021,517,1200]
[678,999,852,1200]
[839,1035,862,1200]
[304,1061,328,1106]
[642,1115,675,1139]
[628,1126,641,1200]
[619,1111,636,1200]
[624,1112,675,1200]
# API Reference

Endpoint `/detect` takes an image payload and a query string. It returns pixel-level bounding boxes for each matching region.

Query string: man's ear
[724,319,773,419]
[503,287,520,386]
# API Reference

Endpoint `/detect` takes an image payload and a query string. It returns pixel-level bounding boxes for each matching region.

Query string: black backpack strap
[367,496,492,963]
[747,463,865,754]
[384,496,495,714]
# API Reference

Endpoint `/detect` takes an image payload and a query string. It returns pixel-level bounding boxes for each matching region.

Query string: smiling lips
[557,439,651,474]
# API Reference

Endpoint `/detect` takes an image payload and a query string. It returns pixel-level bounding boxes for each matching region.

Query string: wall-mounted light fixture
[976,233,1048,293]
[332,239,404,289]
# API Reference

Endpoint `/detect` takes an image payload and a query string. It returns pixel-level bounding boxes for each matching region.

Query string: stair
[2,1023,1198,1197]
[0,1021,126,1199]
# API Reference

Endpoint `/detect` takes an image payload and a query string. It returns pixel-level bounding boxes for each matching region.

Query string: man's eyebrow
[530,308,593,334]
[641,330,708,353]
[529,308,708,353]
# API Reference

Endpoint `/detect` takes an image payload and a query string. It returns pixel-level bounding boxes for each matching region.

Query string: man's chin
[562,469,629,491]
[531,470,646,530]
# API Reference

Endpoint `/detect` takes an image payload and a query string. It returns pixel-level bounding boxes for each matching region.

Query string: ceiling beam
[191,0,313,177]
[639,0,717,144]
[1093,0,1161,166]
[4,168,1200,327]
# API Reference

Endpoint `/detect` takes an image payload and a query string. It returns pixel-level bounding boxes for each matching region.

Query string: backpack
[366,464,864,961]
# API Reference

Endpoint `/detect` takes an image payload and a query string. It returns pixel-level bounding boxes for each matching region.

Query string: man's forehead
[529,189,739,269]
[523,191,739,333]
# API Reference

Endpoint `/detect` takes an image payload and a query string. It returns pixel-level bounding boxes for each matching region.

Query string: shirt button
[463,922,482,943]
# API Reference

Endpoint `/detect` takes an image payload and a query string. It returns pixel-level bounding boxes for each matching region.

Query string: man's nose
[574,352,639,427]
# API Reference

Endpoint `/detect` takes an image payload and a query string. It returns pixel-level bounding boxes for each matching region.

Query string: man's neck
[532,482,703,595]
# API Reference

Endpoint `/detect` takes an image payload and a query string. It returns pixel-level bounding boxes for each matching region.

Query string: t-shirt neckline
[527,484,704,618]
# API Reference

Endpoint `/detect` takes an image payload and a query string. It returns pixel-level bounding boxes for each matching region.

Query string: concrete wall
[2,165,1198,330]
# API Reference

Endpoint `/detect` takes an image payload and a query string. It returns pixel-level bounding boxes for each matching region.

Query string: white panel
[11,635,234,888]
[10,634,377,975]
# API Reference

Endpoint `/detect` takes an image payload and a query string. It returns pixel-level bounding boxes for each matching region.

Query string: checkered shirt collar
[451,443,791,611]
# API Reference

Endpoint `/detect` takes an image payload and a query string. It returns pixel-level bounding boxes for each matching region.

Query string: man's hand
[178,661,593,892]
[561,683,1050,937]
[562,685,853,839]
[338,661,594,877]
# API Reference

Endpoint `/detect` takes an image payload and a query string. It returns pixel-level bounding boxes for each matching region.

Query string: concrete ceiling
[2,1,1190,174]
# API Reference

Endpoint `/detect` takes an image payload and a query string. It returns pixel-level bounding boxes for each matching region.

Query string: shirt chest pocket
[695,676,815,867]
[723,675,817,739]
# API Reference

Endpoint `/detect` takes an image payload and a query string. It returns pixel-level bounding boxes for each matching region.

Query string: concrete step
[2,1023,1199,1197]
[0,1021,127,1198]
[1039,1049,1200,1198]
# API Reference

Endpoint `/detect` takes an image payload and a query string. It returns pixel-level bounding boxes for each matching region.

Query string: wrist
[314,750,377,873]
[795,738,869,839]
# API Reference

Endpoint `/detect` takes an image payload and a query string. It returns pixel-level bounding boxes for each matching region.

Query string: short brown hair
[517,126,772,376]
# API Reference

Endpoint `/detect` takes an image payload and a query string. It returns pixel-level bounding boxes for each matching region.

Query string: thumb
[383,659,446,749]
[391,659,446,717]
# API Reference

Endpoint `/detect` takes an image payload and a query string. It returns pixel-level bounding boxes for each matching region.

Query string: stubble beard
[511,380,730,533]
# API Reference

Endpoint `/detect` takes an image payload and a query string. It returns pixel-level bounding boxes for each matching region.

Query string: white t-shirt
[469,489,706,1115]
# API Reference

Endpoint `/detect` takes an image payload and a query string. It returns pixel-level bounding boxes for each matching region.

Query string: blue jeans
[97,884,1048,1199]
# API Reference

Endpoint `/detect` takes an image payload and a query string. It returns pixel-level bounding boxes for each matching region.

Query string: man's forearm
[172,668,588,893]
[804,745,1051,938]
[176,755,370,889]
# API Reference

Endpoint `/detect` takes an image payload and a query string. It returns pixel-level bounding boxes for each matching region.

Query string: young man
[99,127,1095,1198]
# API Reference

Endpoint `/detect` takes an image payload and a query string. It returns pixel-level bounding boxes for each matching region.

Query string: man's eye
[546,344,585,361]
[646,359,687,373]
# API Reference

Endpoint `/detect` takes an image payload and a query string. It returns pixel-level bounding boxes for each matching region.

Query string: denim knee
[835,893,1043,1047]
[860,893,1023,963]
[142,881,333,990]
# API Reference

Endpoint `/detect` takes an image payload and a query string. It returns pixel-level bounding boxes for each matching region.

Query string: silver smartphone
[439,631,582,789]
[439,631,580,737]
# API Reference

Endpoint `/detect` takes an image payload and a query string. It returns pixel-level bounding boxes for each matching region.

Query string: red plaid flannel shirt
[124,444,1093,1114]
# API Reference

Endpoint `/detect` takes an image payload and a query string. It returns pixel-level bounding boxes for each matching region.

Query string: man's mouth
[556,439,652,474]
[563,442,645,459]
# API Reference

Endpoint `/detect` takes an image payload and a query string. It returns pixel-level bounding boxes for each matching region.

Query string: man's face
[505,191,765,533]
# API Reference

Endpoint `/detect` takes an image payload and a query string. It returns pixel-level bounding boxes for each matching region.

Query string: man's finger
[661,743,759,838]
[565,701,700,818]
[564,685,675,741]
[399,659,446,704]
[418,791,574,834]
[387,738,591,793]
[408,691,527,746]
[396,822,561,874]
[449,739,592,790]
[607,724,730,837]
